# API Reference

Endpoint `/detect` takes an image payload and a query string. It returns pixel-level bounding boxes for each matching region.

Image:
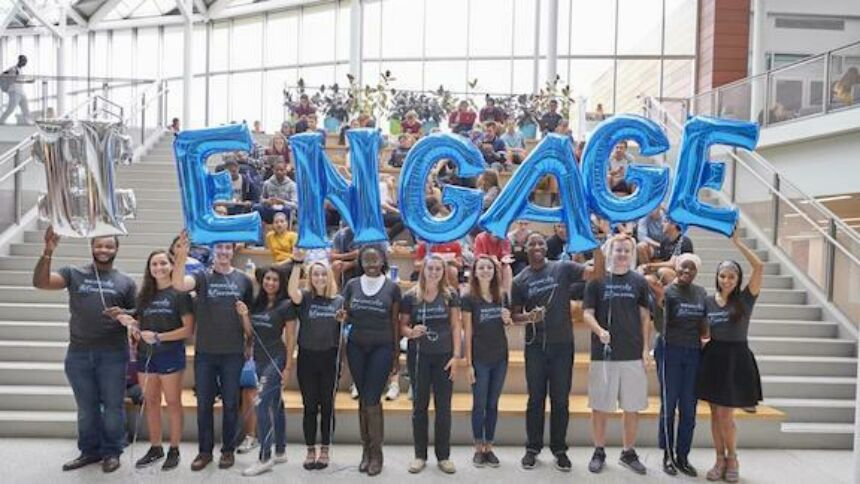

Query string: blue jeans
[525,342,573,455]
[655,338,701,458]
[195,352,244,454]
[64,348,129,458]
[346,341,393,407]
[471,358,508,444]
[255,357,286,461]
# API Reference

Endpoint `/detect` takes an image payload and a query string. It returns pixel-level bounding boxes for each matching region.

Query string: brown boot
[366,404,384,476]
[358,403,370,473]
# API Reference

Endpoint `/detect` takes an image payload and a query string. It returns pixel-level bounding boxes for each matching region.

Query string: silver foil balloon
[32,120,137,238]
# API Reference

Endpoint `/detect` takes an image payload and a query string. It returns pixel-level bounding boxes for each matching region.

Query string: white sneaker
[242,459,274,476]
[408,458,426,474]
[274,452,288,464]
[438,459,457,474]
[385,381,400,401]
[350,383,359,400]
[237,435,259,454]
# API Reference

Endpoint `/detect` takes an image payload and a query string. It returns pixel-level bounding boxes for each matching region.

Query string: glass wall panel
[664,0,696,55]
[513,0,536,56]
[301,4,336,64]
[617,0,662,55]
[381,0,423,59]
[162,27,183,78]
[469,59,513,95]
[265,68,298,131]
[362,0,381,59]
[267,10,300,66]
[470,0,513,57]
[425,0,467,58]
[380,61,423,91]
[209,74,229,125]
[136,28,159,78]
[231,71,262,124]
[231,16,263,70]
[424,60,466,93]
[615,59,660,113]
[337,0,351,61]
[570,0,615,55]
[210,22,229,72]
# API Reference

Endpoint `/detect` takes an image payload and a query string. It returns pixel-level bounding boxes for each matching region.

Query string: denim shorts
[137,343,186,375]
[240,359,258,389]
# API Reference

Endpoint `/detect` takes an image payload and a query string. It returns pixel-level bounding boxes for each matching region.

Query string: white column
[750,0,766,122]
[350,0,362,85]
[532,0,541,94]
[56,6,66,116]
[182,12,193,127]
[545,0,558,85]
[855,343,860,484]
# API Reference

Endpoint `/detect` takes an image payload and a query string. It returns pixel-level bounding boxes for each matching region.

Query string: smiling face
[213,242,234,266]
[148,252,172,282]
[310,264,329,295]
[91,236,118,266]
[613,141,628,160]
[526,233,547,264]
[677,259,698,285]
[360,248,384,277]
[474,257,496,283]
[262,270,282,297]
[422,258,446,287]
[717,263,740,294]
[609,237,633,273]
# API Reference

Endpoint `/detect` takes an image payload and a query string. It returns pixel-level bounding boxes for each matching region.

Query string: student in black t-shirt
[656,253,707,477]
[238,266,297,476]
[288,253,344,471]
[340,246,401,476]
[698,232,764,483]
[399,255,462,475]
[462,255,513,468]
[511,232,604,472]
[640,220,694,283]
[583,235,651,475]
[172,231,254,472]
[33,227,137,473]
[119,250,194,471]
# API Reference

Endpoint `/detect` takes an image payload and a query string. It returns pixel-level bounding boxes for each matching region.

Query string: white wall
[762,0,860,59]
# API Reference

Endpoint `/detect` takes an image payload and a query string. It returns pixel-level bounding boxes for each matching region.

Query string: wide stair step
[764,398,855,423]
[761,376,856,399]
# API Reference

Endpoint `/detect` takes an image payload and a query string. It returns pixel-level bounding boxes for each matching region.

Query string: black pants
[297,347,339,446]
[525,341,573,455]
[412,351,453,460]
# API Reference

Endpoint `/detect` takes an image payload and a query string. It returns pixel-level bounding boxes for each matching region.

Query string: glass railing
[688,40,860,126]
[0,76,170,235]
[644,95,860,325]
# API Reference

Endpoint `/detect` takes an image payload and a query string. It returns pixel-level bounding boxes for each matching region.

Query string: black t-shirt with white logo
[584,271,650,361]
[461,292,509,363]
[298,289,343,351]
[251,299,296,361]
[193,270,254,354]
[706,287,758,342]
[400,290,460,355]
[511,260,585,345]
[342,278,401,346]
[138,287,193,354]
[59,266,137,351]
[663,282,708,348]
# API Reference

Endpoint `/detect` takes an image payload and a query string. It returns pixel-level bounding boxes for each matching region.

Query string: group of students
[34,219,764,480]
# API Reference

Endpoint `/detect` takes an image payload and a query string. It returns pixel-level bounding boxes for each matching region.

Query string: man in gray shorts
[583,235,652,475]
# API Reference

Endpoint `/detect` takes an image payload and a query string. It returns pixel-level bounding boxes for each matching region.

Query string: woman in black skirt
[697,231,763,483]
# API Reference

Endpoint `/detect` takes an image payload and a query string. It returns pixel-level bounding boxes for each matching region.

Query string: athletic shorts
[137,343,186,375]
[588,360,648,413]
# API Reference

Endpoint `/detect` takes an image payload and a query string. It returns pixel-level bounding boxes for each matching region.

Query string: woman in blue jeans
[237,267,297,477]
[655,253,707,477]
[340,246,401,477]
[462,255,512,468]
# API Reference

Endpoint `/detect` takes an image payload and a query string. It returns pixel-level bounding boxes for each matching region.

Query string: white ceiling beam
[206,0,232,18]
[88,13,204,31]
[0,0,21,39]
[193,0,207,16]
[175,0,192,20]
[66,5,87,28]
[19,0,62,37]
[209,0,329,20]
[88,0,124,27]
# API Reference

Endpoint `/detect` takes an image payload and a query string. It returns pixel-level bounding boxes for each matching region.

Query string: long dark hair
[467,255,503,304]
[252,266,289,312]
[715,260,747,321]
[137,250,172,311]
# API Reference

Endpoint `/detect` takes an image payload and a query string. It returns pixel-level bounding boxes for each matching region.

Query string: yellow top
[265,230,298,263]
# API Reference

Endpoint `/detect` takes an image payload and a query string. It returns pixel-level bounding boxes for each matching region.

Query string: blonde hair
[412,254,453,303]
[304,260,339,298]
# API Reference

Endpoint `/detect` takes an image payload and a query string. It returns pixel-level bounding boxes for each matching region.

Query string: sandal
[705,455,726,481]
[725,455,739,483]
[303,446,317,470]
[315,445,330,469]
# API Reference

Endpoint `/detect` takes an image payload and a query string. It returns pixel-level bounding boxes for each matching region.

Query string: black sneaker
[554,452,572,472]
[483,450,500,468]
[520,451,537,469]
[162,447,180,471]
[588,447,606,474]
[472,451,486,468]
[135,446,165,468]
[675,454,698,477]
[620,449,647,475]
[663,450,678,476]
[62,454,101,471]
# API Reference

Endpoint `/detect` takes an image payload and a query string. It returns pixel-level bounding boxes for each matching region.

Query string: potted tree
[514,93,540,139]
[320,83,349,134]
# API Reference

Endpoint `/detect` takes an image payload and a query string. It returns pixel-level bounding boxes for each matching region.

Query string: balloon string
[129,345,153,471]
[92,263,108,311]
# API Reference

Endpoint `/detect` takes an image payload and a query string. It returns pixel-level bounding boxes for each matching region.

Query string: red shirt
[415,242,463,265]
[473,232,512,260]
[401,119,422,135]
[448,110,477,133]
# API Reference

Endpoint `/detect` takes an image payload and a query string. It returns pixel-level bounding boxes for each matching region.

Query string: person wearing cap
[655,253,708,477]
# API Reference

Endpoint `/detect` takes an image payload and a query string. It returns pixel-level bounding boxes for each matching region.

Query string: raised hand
[43,226,60,254]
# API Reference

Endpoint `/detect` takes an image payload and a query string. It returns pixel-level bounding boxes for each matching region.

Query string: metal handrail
[689,39,860,104]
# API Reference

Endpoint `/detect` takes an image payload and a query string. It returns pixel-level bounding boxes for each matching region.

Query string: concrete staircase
[0,133,854,448]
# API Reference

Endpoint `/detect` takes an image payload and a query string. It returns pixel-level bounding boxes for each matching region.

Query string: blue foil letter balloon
[666,116,759,236]
[581,114,670,223]
[292,128,386,248]
[173,124,261,244]
[479,134,597,254]
[398,133,485,243]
